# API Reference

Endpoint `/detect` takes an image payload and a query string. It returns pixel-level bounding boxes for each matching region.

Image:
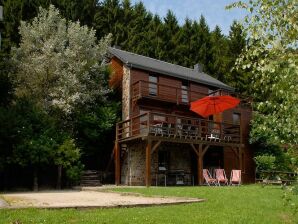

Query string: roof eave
[127,63,235,92]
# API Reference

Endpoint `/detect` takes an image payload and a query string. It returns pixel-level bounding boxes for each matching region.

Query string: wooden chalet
[107,47,254,187]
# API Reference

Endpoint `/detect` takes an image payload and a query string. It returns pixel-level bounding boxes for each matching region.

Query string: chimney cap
[113,45,121,50]
[194,63,203,73]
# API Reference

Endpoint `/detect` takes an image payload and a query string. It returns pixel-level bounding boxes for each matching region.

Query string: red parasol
[190,95,240,118]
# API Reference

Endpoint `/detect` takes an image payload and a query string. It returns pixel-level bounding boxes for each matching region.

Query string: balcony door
[149,75,158,96]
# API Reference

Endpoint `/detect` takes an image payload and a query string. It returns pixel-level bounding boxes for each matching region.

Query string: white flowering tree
[228,0,298,147]
[12,5,112,114]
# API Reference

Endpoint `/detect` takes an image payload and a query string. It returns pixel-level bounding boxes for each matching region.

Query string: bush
[254,154,276,171]
[66,163,84,185]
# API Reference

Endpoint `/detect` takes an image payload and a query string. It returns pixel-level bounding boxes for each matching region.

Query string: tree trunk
[56,165,62,189]
[33,168,38,192]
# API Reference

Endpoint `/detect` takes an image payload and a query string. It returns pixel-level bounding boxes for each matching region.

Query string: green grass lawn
[0,185,297,224]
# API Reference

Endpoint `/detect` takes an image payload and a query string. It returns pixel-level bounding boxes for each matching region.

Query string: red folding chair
[230,170,241,186]
[203,169,218,186]
[215,169,228,186]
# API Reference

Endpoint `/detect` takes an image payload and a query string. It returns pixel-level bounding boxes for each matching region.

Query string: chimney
[113,45,121,50]
[194,63,204,73]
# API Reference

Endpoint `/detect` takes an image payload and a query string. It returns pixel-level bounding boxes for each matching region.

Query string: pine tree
[208,25,229,82]
[126,2,152,55]
[195,15,211,72]
[93,0,121,43]
[227,21,249,93]
[161,10,180,64]
[146,15,164,59]
[174,18,193,67]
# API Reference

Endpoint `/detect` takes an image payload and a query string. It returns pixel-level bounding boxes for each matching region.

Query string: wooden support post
[239,147,242,170]
[145,140,152,187]
[151,140,162,155]
[114,142,121,185]
[191,144,209,185]
[198,144,203,185]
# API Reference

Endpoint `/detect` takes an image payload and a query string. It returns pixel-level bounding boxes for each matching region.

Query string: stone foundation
[121,141,192,186]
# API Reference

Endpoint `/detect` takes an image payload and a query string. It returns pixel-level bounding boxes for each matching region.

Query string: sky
[130,0,247,35]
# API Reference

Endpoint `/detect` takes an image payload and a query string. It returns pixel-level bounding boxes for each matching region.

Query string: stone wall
[121,141,192,186]
[121,140,146,185]
[122,65,131,120]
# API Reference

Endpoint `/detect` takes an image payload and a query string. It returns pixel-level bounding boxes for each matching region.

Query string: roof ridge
[109,47,200,74]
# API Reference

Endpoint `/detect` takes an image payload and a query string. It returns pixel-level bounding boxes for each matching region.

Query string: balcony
[132,80,207,105]
[132,80,251,108]
[116,112,242,145]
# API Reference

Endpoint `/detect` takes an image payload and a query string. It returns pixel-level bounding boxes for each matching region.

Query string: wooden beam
[114,142,121,185]
[190,143,199,157]
[239,147,242,170]
[145,140,152,187]
[198,144,203,185]
[202,145,209,157]
[151,140,162,155]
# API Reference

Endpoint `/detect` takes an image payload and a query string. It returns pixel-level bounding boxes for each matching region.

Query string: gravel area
[1,190,203,209]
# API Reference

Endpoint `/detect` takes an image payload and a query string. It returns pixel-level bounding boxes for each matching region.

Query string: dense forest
[0,0,295,190]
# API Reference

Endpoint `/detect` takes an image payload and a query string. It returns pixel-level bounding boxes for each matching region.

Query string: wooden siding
[189,83,209,102]
[109,57,124,89]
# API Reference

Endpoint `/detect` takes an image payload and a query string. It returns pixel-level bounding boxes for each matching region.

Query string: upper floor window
[149,75,158,96]
[181,81,189,103]
[233,113,241,125]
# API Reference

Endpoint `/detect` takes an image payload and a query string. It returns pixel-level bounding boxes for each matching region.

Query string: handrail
[132,80,252,107]
[116,111,241,143]
[132,80,208,97]
[132,80,208,104]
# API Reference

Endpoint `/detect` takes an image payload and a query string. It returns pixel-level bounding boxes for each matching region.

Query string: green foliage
[254,154,276,171]
[229,0,298,147]
[65,163,84,184]
[54,139,81,167]
[5,99,58,167]
[283,185,298,216]
[11,5,112,114]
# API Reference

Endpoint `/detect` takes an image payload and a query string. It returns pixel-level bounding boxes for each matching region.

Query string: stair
[80,170,102,187]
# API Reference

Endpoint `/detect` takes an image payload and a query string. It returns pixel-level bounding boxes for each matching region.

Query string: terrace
[116,112,242,147]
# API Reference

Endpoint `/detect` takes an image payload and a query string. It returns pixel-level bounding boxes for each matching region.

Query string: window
[233,113,241,125]
[208,89,220,96]
[149,75,158,96]
[181,81,189,103]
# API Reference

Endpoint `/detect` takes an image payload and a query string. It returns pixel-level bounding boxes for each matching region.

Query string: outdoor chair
[167,123,175,138]
[214,169,228,186]
[206,129,221,142]
[203,169,218,186]
[230,170,241,186]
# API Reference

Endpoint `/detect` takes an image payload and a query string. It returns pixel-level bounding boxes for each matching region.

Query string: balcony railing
[132,80,207,105]
[116,112,242,144]
[132,80,252,107]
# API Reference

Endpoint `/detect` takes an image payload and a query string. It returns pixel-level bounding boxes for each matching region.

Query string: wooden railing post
[139,81,142,97]
[145,139,152,187]
[147,112,151,134]
[220,122,224,140]
[198,119,202,139]
[130,119,133,137]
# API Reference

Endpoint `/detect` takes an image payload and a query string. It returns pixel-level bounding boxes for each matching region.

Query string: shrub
[254,154,276,171]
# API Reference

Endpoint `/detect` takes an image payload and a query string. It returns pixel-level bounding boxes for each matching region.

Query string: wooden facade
[109,49,254,187]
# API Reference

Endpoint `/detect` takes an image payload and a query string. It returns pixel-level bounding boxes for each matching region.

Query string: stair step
[80,170,102,186]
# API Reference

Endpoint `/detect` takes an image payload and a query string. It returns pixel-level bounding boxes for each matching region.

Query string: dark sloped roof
[108,47,234,91]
